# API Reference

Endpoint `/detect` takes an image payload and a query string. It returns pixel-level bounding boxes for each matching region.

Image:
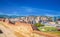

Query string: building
[44,22,57,27]
[27,16,36,24]
[52,16,57,22]
[57,19,60,24]
[35,16,41,23]
[41,16,48,24]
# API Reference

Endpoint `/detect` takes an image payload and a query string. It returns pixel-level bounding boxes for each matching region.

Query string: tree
[34,23,44,27]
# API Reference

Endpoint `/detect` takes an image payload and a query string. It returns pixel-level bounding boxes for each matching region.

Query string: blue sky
[0,0,60,16]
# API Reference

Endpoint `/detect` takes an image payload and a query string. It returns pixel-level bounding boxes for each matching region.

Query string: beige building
[35,16,41,23]
[41,16,48,21]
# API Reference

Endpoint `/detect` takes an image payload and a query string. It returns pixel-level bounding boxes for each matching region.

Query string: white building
[44,22,57,27]
[35,16,41,23]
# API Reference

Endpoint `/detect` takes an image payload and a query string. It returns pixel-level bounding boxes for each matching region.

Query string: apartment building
[35,16,41,23]
[41,16,48,24]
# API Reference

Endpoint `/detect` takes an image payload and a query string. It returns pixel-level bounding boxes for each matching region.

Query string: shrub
[34,23,44,27]
[38,26,58,32]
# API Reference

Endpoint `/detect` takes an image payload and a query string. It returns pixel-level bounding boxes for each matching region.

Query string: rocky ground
[0,21,59,37]
[0,24,17,37]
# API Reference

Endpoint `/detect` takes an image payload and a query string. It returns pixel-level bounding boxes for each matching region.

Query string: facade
[44,22,57,27]
[57,19,60,24]
[35,16,41,23]
[52,17,57,22]
[27,16,36,24]
[2,16,59,25]
[41,16,48,24]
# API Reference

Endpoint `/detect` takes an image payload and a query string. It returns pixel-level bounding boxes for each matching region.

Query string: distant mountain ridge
[0,15,9,18]
[0,15,60,19]
[0,15,20,18]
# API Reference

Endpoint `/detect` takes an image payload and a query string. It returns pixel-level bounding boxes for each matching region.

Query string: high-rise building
[53,16,57,22]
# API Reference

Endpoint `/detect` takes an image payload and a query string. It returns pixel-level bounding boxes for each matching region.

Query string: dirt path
[33,30,59,37]
[0,22,33,37]
[0,21,59,37]
[0,24,17,37]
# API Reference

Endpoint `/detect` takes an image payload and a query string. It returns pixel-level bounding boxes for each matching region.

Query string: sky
[0,0,60,16]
